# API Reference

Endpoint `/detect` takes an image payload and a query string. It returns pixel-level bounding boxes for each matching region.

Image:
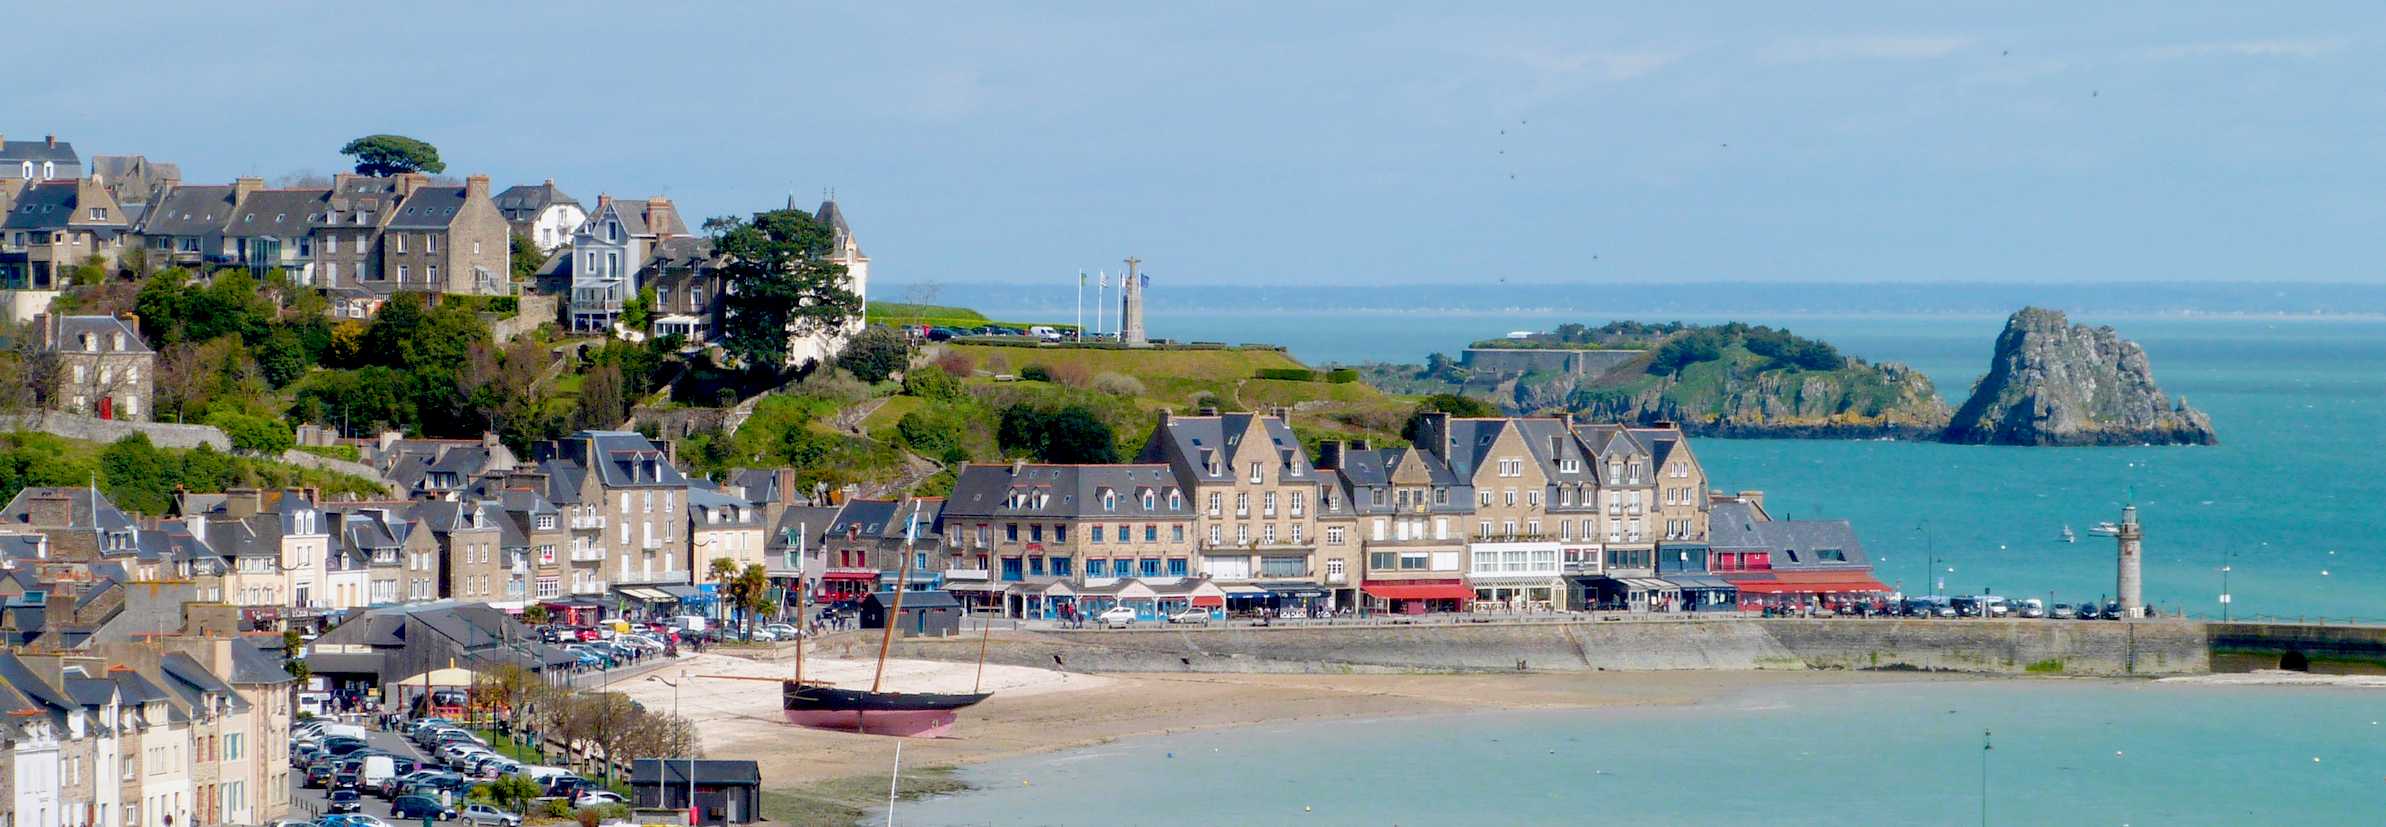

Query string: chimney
[645,197,678,238]
[25,493,72,528]
[45,135,56,149]
[465,173,490,202]
[481,431,499,453]
[1315,440,1344,471]
[1010,458,1026,476]
[543,178,555,187]
[1737,490,1765,511]
[1419,412,1452,458]
[776,468,798,505]
[1155,408,1172,430]
[32,313,54,349]
[223,487,262,519]
[233,176,265,200]
[396,173,427,197]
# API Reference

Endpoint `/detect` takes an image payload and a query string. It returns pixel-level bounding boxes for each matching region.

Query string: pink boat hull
[783,707,960,738]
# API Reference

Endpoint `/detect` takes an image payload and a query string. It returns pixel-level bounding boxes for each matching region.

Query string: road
[292,722,432,824]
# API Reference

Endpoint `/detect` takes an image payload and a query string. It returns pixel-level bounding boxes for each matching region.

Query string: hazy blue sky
[24,3,2383,285]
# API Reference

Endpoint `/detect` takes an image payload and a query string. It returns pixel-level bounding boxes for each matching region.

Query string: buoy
[1166,752,1174,758]
[2313,757,2322,763]
[1303,806,1312,813]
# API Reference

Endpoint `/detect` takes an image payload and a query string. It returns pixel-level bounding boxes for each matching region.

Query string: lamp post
[1914,520,1936,597]
[646,671,697,825]
[2219,545,2234,622]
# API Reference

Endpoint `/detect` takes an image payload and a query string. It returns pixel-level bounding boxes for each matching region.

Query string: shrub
[206,411,295,455]
[1046,360,1093,388]
[902,365,964,401]
[933,351,974,378]
[837,326,910,383]
[1090,371,1144,397]
[543,800,573,819]
[1019,364,1053,382]
[1325,368,1361,384]
[895,407,967,457]
[1255,367,1317,382]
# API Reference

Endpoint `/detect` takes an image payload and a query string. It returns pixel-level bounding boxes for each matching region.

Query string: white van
[359,755,396,789]
[671,615,708,633]
[316,723,368,742]
[1029,326,1061,341]
[512,765,571,785]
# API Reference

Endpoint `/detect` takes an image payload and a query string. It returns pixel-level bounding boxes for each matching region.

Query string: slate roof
[226,188,330,237]
[494,181,578,220]
[0,534,45,561]
[1142,413,1318,485]
[687,487,761,528]
[3,180,112,230]
[44,315,150,355]
[771,506,842,547]
[536,459,589,506]
[825,500,898,539]
[225,637,295,684]
[159,652,249,711]
[387,185,470,229]
[631,758,761,786]
[582,431,687,488]
[1,138,79,165]
[647,235,712,269]
[3,486,139,531]
[945,464,1188,521]
[139,184,238,235]
[89,155,179,203]
[1707,500,1870,569]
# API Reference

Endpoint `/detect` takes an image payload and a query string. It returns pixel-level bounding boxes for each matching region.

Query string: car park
[762,623,801,640]
[2099,601,2124,620]
[322,736,368,756]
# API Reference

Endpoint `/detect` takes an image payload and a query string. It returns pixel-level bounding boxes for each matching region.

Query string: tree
[621,287,655,333]
[706,209,863,369]
[732,564,773,637]
[339,134,446,176]
[901,362,963,401]
[574,364,626,431]
[99,434,175,515]
[1402,393,1498,444]
[474,775,543,814]
[509,233,543,284]
[207,410,295,455]
[522,604,551,625]
[836,326,907,383]
[997,404,1117,464]
[257,328,309,388]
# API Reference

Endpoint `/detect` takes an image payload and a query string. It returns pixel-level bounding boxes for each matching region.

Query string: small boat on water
[781,505,993,738]
[2060,524,2077,543]
[2087,522,2121,537]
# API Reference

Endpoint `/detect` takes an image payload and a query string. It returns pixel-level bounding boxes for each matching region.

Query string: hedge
[1325,368,1360,384]
[1254,368,1318,382]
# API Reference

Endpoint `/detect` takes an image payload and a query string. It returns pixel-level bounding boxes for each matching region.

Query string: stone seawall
[891,618,2211,677]
[2207,622,2386,674]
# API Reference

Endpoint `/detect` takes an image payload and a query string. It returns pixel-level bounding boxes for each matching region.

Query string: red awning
[821,571,879,581]
[1363,583,1474,601]
[1190,595,1224,608]
[1732,576,1889,594]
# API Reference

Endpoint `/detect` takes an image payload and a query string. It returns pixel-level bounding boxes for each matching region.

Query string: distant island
[1360,313,2216,446]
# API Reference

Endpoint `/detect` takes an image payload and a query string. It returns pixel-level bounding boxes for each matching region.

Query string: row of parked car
[1890,596,2133,619]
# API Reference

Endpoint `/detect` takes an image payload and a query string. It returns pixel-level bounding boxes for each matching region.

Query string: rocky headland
[1941,307,2218,446]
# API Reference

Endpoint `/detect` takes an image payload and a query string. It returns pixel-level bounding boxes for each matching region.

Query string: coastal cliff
[1942,307,2217,446]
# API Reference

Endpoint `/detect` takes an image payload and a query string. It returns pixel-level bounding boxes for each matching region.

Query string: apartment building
[1139,408,1328,613]
[942,463,1198,619]
[132,172,508,296]
[377,175,510,295]
[532,431,692,600]
[1315,439,1472,613]
[688,486,767,576]
[493,180,584,252]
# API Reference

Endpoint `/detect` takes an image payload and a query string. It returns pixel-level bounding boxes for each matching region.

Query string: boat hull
[782,683,991,738]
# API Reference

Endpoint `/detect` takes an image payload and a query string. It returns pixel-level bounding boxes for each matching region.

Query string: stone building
[942,463,1197,618]
[30,313,152,421]
[2,177,131,288]
[1139,409,1327,612]
[379,175,511,295]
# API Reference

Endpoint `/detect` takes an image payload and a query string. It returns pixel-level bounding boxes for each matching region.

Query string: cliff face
[1942,307,2217,446]
[1562,360,1952,440]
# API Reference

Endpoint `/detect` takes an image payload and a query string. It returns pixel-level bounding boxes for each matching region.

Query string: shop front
[1658,575,1740,612]
[1586,576,1678,612]
[612,585,680,620]
[818,567,879,606]
[1004,578,1077,621]
[1727,571,1889,613]
[1259,582,1330,617]
[538,598,607,626]
[1360,580,1471,615]
[1150,578,1228,620]
[1467,575,1563,612]
[1075,579,1161,620]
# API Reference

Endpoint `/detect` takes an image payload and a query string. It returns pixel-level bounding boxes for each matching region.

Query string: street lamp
[1914,520,1936,597]
[646,671,697,825]
[2219,545,2236,622]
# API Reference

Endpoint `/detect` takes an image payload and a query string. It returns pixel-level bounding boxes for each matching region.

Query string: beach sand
[620,650,1967,824]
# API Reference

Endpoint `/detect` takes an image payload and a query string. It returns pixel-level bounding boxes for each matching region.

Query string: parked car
[1097,606,1139,629]
[304,763,337,788]
[2049,602,2075,619]
[762,623,801,640]
[456,804,520,827]
[327,789,362,814]
[391,795,454,821]
[2018,599,2047,619]
[1166,608,1212,625]
[1981,596,2012,618]
[322,736,368,756]
[2100,601,2125,620]
[573,791,627,808]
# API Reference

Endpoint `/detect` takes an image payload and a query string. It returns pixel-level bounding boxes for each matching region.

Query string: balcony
[570,515,607,530]
[943,568,990,581]
[642,535,665,551]
[570,548,605,563]
[570,579,609,595]
[1324,572,1348,584]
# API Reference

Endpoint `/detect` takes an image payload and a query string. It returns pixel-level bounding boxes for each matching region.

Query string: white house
[494,180,586,253]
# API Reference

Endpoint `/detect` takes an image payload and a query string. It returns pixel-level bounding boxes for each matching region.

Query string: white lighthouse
[2115,505,2144,619]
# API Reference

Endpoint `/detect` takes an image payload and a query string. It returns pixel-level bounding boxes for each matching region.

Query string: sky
[18,2,2385,286]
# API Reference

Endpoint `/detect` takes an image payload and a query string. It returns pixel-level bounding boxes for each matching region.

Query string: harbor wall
[2207,622,2386,675]
[891,618,2212,677]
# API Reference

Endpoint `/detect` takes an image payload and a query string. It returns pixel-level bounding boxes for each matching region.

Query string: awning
[658,584,709,601]
[616,586,676,602]
[1620,578,1675,592]
[1363,583,1474,601]
[821,571,879,581]
[1733,576,1889,594]
[942,581,1006,592]
[1262,585,1327,598]
[1664,575,1738,590]
[1223,585,1270,596]
[1190,595,1224,608]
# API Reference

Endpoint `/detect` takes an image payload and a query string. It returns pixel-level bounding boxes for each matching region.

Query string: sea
[889,302,2386,825]
[894,678,2386,825]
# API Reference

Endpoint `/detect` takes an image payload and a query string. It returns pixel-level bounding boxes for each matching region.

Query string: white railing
[571,516,607,530]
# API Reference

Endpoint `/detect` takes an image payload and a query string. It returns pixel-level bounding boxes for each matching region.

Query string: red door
[97,396,114,420]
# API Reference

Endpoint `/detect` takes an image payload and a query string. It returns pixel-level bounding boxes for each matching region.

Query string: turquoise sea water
[981,308,2386,622]
[895,679,2386,826]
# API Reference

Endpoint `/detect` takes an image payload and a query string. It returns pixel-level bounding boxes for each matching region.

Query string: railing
[570,516,607,530]
[570,579,608,594]
[642,536,664,550]
[570,548,605,562]
[1324,572,1348,584]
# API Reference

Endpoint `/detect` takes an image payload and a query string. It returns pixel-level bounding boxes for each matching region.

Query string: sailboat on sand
[783,507,990,737]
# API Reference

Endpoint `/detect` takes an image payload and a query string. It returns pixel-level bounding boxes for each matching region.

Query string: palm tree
[708,557,740,633]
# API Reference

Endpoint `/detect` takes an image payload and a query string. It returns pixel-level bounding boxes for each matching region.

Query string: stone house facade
[34,314,152,421]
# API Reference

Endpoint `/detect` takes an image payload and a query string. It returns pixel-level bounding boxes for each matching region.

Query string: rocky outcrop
[1942,307,2217,446]
[1564,361,1952,440]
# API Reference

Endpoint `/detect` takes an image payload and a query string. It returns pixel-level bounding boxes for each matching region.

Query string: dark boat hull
[782,683,991,737]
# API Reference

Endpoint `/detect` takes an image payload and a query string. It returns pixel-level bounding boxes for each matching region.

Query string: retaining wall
[0,412,229,449]
[890,618,2212,677]
[2207,622,2386,674]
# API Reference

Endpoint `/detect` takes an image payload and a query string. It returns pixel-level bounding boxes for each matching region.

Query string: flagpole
[1075,270,1084,339]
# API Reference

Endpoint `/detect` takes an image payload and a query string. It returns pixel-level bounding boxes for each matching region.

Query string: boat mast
[794,523,807,687]
[972,594,993,694]
[871,503,917,693]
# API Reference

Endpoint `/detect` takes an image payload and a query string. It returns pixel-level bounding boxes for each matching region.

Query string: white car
[762,623,801,640]
[457,804,521,827]
[1166,608,1213,625]
[1096,606,1139,629]
[573,791,628,808]
[748,627,779,641]
[614,634,663,651]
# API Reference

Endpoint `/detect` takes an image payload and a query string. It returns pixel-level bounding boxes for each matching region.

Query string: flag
[1098,271,1107,288]
[1079,271,1086,286]
[1140,273,1150,288]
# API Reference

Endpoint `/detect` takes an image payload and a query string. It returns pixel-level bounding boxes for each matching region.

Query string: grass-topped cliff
[1366,322,1952,439]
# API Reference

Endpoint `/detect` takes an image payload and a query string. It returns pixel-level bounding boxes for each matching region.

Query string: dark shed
[631,758,762,825]
[859,590,962,638]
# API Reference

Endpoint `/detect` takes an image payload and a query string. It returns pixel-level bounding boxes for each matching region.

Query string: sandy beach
[619,646,1972,822]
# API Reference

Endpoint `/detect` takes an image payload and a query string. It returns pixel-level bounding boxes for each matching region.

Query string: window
[1207,525,1222,545]
[1249,462,1263,483]
[1325,558,1344,579]
[1167,558,1188,577]
[1086,558,1107,577]
[1141,491,1156,510]
[396,264,408,281]
[1235,524,1249,544]
[426,264,439,284]
[1262,524,1276,544]
[393,234,405,252]
[1289,523,1304,543]
[1263,492,1277,516]
[1291,491,1306,516]
[1028,556,1044,576]
[1369,552,1397,570]
[1055,524,1069,542]
[1168,491,1183,510]
[1478,521,1492,538]
[1091,526,1105,544]
[1051,556,1073,577]
[88,207,105,221]
[1235,492,1249,516]
[1326,526,1344,545]
[1030,524,1044,542]
[1139,558,1161,577]
[1479,491,1492,506]
[1102,491,1117,512]
[1144,524,1158,542]
[1504,489,1517,506]
[1171,524,1185,542]
[1527,490,1541,506]
[426,234,437,252]
[1005,523,1018,542]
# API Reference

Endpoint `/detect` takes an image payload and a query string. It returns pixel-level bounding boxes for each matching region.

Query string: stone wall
[0,411,228,449]
[1461,348,1642,377]
[0,290,60,324]
[493,294,559,343]
[891,618,2212,677]
[2207,622,2386,675]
